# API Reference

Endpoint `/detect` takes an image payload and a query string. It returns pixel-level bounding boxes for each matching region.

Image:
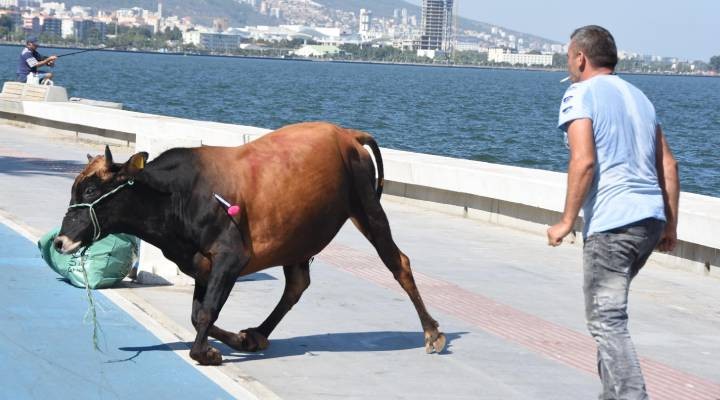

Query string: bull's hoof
[424,331,446,354]
[191,346,223,365]
[237,328,269,352]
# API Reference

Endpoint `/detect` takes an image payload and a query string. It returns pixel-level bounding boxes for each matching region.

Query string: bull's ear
[125,152,149,176]
[104,145,114,167]
[87,154,93,162]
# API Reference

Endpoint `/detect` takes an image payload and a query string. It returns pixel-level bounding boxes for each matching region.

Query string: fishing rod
[57,46,107,58]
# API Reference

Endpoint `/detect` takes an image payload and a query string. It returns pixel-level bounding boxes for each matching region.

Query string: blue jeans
[583,218,664,400]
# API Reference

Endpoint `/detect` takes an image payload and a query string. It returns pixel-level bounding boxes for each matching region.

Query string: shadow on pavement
[110,342,190,364]
[117,331,467,363]
[0,156,84,177]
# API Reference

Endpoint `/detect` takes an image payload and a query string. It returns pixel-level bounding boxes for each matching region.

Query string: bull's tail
[350,130,384,199]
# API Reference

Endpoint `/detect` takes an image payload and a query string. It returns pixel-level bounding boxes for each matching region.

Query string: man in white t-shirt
[547,25,680,400]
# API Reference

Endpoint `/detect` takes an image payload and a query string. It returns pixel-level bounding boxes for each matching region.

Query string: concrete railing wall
[1,98,717,282]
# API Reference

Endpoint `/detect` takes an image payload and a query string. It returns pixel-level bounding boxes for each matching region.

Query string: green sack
[38,227,139,289]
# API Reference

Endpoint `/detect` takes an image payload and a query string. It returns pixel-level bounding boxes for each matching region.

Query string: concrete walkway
[1,124,719,400]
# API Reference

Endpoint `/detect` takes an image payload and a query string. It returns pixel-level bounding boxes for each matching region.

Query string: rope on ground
[79,248,105,352]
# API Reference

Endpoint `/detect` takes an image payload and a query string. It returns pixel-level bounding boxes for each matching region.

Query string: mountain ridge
[63,0,558,44]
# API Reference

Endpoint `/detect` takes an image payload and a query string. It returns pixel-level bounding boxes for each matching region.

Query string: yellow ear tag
[132,156,145,170]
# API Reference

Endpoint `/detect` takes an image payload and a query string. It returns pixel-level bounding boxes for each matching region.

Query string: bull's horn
[104,145,113,166]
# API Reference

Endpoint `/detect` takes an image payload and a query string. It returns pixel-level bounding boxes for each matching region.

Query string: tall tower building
[359,8,372,34]
[157,0,163,18]
[418,0,455,52]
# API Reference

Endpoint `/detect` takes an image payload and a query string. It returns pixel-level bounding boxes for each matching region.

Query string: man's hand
[547,221,574,247]
[43,55,58,67]
[656,224,677,252]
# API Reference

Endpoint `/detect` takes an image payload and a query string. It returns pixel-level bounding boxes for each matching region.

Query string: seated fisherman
[16,36,58,84]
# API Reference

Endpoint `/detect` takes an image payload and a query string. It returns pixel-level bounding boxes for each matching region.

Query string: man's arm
[655,125,680,252]
[26,53,57,68]
[35,55,57,67]
[547,118,596,246]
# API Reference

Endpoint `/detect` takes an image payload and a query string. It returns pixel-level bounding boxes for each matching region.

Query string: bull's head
[54,146,148,254]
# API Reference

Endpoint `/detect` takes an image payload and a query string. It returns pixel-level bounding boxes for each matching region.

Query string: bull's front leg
[208,260,312,353]
[189,250,249,365]
[197,261,311,354]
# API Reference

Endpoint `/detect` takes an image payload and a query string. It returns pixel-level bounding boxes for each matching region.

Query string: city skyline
[2,0,716,68]
[408,0,718,61]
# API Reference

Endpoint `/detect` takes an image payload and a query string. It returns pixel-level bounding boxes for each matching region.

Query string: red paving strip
[318,243,720,400]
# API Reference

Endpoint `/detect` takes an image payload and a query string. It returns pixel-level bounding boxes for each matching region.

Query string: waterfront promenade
[1,124,719,400]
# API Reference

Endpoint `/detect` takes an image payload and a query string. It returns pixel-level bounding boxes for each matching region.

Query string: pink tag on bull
[213,193,241,217]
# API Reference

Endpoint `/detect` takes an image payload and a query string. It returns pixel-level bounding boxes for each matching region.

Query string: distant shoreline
[1,42,717,78]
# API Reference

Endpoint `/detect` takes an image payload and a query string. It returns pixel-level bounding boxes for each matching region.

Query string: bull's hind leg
[348,149,445,353]
[211,261,311,353]
[351,210,446,353]
[350,214,443,354]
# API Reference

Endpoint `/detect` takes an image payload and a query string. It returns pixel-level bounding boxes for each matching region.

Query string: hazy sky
[407,1,718,61]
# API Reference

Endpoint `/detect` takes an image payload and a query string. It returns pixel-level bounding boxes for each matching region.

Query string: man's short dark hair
[571,25,618,69]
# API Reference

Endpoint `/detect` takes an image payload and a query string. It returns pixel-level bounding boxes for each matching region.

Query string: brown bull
[55,122,446,365]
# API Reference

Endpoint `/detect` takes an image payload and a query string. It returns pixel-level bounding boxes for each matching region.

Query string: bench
[0,82,68,102]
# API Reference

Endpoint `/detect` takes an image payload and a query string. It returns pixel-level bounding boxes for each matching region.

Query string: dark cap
[26,35,38,44]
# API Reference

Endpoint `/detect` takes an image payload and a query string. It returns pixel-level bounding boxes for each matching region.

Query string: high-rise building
[1,12,21,31]
[41,17,62,37]
[73,19,106,41]
[418,0,455,52]
[24,15,40,34]
[358,8,371,34]
[60,17,73,38]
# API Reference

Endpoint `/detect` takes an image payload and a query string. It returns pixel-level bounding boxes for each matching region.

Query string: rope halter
[67,180,134,242]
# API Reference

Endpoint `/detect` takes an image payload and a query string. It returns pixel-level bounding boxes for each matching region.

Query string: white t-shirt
[558,74,666,238]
